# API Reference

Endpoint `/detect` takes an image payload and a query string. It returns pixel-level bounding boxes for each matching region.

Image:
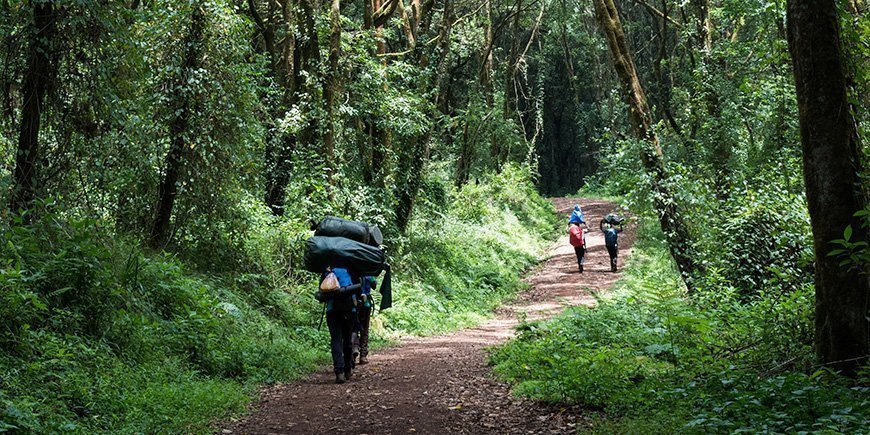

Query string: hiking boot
[344,369,352,381]
[358,355,368,365]
[578,265,583,273]
[335,373,346,384]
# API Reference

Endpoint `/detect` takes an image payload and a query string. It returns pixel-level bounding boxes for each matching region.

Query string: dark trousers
[326,310,354,374]
[574,246,586,272]
[606,244,618,270]
[357,305,371,357]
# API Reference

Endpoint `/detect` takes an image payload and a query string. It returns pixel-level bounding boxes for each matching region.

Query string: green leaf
[844,225,853,241]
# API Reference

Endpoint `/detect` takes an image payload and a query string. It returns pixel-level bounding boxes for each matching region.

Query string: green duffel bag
[303,236,392,310]
[313,216,383,247]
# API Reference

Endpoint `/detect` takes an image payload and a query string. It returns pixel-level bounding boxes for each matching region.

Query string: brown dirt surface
[221,198,634,435]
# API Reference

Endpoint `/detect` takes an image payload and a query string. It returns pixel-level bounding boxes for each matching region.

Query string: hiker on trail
[567,204,587,273]
[351,276,376,365]
[600,214,624,272]
[315,261,363,384]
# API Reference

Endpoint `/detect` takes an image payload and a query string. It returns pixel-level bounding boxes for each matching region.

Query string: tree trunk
[358,0,390,188]
[691,0,712,51]
[264,0,321,214]
[150,6,205,248]
[395,0,452,231]
[433,0,453,115]
[397,0,417,48]
[252,0,300,215]
[394,136,428,231]
[481,0,495,109]
[455,121,472,187]
[494,0,522,169]
[296,0,321,149]
[9,1,56,221]
[455,0,496,187]
[591,0,698,289]
[322,0,341,197]
[502,0,521,112]
[786,0,869,377]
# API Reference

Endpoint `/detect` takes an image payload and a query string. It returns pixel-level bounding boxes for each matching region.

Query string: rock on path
[222,198,634,434]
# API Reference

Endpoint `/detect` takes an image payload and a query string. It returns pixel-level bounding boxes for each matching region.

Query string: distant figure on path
[600,213,624,272]
[567,204,587,273]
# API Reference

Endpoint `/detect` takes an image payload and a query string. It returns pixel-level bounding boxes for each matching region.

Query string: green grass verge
[0,166,559,433]
[490,219,869,433]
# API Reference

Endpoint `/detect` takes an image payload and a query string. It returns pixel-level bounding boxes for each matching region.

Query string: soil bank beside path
[222,198,634,435]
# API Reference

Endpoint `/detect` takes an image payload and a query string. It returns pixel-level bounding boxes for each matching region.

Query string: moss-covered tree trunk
[591,0,698,290]
[395,0,452,232]
[322,0,341,197]
[786,0,869,376]
[264,0,321,214]
[150,6,205,248]
[9,1,56,221]
[250,0,302,215]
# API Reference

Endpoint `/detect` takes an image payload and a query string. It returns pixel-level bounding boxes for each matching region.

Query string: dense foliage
[0,166,556,432]
[492,218,868,432]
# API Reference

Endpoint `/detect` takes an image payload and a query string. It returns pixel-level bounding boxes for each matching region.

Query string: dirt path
[223,199,634,435]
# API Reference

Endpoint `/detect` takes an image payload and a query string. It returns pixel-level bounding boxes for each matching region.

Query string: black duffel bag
[303,236,392,310]
[601,213,625,226]
[313,216,383,247]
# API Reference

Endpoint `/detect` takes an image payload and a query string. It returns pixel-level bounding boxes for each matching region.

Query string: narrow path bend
[224,198,635,434]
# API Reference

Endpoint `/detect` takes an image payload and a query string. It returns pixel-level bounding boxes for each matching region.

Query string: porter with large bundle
[305,218,392,384]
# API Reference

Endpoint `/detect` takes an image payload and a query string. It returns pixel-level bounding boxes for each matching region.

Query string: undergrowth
[490,218,869,433]
[0,165,557,433]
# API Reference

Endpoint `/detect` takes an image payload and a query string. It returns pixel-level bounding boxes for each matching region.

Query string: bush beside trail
[491,217,869,433]
[0,166,556,433]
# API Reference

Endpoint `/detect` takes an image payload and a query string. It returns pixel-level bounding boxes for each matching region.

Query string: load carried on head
[569,204,585,224]
[600,213,625,230]
[305,216,392,310]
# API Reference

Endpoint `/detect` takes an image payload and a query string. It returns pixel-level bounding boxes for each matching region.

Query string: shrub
[491,218,868,433]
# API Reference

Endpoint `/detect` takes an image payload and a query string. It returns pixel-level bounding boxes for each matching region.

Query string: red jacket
[568,225,585,247]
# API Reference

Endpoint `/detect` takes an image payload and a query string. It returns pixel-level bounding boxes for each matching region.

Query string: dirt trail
[223,199,634,434]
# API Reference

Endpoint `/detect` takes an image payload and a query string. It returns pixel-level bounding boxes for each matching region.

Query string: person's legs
[340,312,354,378]
[358,306,371,363]
[325,311,346,383]
[350,310,360,362]
[574,246,585,273]
[607,245,618,272]
[351,332,359,360]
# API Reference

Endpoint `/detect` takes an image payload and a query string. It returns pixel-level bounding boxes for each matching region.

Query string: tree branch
[629,0,682,28]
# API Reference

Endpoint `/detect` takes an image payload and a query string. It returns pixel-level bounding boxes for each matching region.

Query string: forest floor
[221,198,635,434]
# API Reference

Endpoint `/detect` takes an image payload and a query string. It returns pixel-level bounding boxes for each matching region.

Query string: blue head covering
[569,204,585,224]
